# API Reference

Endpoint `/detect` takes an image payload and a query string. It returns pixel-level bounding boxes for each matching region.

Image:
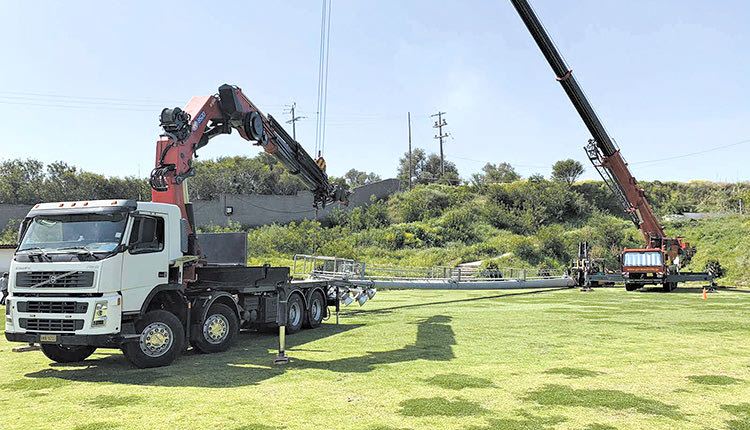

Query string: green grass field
[2,287,749,430]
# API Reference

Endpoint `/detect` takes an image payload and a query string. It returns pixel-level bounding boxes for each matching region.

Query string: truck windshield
[623,251,663,267]
[18,213,127,254]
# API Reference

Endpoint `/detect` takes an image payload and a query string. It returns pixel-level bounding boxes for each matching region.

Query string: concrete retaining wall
[0,204,31,234]
[193,179,400,228]
[0,247,15,274]
[0,179,401,231]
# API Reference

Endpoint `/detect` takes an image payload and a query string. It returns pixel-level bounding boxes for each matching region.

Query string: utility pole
[431,111,449,175]
[408,112,412,189]
[285,102,306,141]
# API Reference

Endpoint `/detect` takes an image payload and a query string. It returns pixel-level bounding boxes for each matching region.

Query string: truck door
[120,214,169,313]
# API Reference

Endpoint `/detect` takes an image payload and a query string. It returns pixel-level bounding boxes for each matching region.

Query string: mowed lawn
[1,287,750,430]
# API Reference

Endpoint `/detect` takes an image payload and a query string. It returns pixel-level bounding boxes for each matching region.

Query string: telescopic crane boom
[509,0,690,265]
[150,84,348,254]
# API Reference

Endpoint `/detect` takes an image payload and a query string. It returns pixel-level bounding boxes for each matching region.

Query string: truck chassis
[7,263,359,367]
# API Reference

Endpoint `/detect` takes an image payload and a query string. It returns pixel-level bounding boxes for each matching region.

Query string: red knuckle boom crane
[150,84,348,257]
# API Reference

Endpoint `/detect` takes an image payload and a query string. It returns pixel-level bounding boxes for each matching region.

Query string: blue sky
[0,0,747,183]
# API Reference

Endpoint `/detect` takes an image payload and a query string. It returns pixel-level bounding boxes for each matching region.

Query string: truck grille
[18,301,88,314]
[19,318,84,332]
[15,271,95,288]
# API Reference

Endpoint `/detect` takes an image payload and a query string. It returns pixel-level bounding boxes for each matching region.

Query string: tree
[343,169,381,189]
[0,159,45,204]
[471,162,520,186]
[551,159,584,186]
[397,148,459,188]
[188,155,307,200]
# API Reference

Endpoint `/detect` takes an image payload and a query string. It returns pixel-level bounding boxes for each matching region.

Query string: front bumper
[5,331,128,348]
[5,293,124,346]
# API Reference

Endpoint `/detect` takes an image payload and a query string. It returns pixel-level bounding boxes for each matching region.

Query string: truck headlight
[92,301,108,326]
[5,299,11,323]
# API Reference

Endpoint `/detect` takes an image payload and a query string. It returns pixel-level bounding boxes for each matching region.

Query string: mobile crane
[509,0,715,291]
[5,84,369,368]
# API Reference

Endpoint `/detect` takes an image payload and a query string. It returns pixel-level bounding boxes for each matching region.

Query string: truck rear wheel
[625,283,639,291]
[662,282,677,292]
[286,293,304,334]
[122,310,184,368]
[191,303,239,353]
[41,344,96,363]
[304,290,326,329]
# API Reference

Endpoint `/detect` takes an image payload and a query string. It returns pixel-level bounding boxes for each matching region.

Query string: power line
[0,90,178,105]
[445,153,550,168]
[629,138,750,166]
[0,99,160,112]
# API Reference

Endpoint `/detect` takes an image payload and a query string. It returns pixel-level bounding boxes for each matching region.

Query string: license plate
[39,334,57,343]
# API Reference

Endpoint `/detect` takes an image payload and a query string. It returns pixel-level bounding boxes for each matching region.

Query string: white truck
[4,85,363,368]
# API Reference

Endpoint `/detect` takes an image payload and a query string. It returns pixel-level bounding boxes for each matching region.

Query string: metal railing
[292,254,365,280]
[293,254,566,283]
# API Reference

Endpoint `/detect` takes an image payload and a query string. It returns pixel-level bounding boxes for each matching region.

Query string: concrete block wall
[193,178,400,228]
[0,204,32,235]
[0,179,401,233]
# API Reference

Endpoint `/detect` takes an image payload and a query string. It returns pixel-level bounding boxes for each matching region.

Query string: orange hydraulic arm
[150,84,348,255]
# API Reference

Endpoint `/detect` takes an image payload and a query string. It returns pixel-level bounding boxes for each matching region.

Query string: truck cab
[621,248,672,291]
[5,200,185,363]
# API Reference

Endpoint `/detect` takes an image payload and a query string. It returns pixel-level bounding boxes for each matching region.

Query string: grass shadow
[467,412,566,430]
[290,315,456,373]
[73,423,120,430]
[544,367,604,378]
[639,286,745,294]
[85,394,144,408]
[425,373,494,390]
[23,322,362,388]
[688,375,743,386]
[525,384,684,420]
[231,425,284,430]
[721,403,750,430]
[583,425,618,430]
[399,396,488,417]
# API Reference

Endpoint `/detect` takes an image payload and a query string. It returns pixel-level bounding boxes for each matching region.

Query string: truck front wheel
[41,344,96,363]
[625,283,639,292]
[191,303,239,354]
[122,310,184,368]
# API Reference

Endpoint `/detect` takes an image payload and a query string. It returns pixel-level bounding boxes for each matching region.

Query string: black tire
[625,283,639,292]
[286,293,304,334]
[122,310,184,369]
[191,303,239,354]
[662,282,677,292]
[304,290,326,329]
[40,344,96,363]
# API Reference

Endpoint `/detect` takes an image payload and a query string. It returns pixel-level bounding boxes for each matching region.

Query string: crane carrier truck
[4,84,369,368]
[510,0,716,291]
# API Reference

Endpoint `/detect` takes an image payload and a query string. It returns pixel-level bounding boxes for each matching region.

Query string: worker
[0,272,8,305]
